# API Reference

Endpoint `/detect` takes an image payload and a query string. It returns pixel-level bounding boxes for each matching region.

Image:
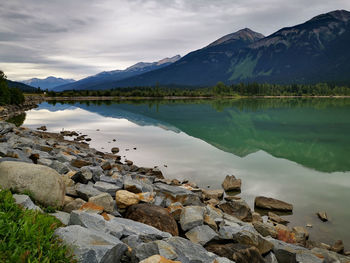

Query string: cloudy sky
[1,0,349,81]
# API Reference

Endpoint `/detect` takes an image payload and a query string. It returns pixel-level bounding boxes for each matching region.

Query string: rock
[71,170,90,184]
[111,217,171,239]
[126,203,179,236]
[179,206,206,231]
[292,226,309,244]
[0,161,65,207]
[264,252,278,263]
[54,225,127,263]
[64,195,74,206]
[148,168,164,179]
[139,255,181,263]
[253,222,277,238]
[234,230,274,254]
[254,196,293,212]
[317,211,328,222]
[13,194,42,212]
[311,247,350,263]
[79,202,104,214]
[50,160,70,175]
[202,189,224,200]
[100,175,124,188]
[185,225,218,246]
[268,212,289,225]
[265,236,310,263]
[89,193,115,213]
[0,122,15,135]
[205,243,264,263]
[101,161,112,170]
[166,203,183,221]
[111,147,119,154]
[331,240,344,253]
[115,190,140,209]
[165,236,216,263]
[252,212,263,223]
[275,224,297,244]
[76,182,103,201]
[218,200,252,222]
[94,181,122,197]
[154,183,201,207]
[221,175,241,192]
[204,213,218,231]
[64,198,86,213]
[71,159,92,168]
[50,211,70,225]
[232,246,265,263]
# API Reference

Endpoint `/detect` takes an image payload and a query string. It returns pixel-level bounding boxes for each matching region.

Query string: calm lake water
[22,98,350,248]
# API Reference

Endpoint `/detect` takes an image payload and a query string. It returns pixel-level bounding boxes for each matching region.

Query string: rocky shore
[0,121,349,263]
[0,95,44,120]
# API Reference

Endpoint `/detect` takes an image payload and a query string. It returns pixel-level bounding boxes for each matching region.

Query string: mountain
[22,77,75,90]
[110,10,350,87]
[6,79,37,92]
[111,28,264,87]
[53,55,181,91]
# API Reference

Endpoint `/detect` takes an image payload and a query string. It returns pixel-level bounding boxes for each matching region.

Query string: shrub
[0,190,76,262]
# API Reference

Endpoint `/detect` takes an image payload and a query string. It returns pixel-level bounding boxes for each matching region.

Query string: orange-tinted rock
[79,202,104,214]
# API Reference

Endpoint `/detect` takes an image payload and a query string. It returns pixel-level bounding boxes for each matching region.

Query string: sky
[1,0,349,81]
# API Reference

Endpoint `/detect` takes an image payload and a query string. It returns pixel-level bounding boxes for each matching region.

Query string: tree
[0,70,10,105]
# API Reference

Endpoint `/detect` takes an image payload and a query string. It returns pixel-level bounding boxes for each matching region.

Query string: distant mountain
[53,55,181,91]
[111,28,264,87]
[22,76,75,90]
[110,10,350,87]
[6,79,37,92]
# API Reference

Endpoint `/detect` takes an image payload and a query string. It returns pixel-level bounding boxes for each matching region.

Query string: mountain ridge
[22,76,75,90]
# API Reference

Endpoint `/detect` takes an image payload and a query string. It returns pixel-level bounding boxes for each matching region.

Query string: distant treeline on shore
[46,82,350,98]
[0,71,25,106]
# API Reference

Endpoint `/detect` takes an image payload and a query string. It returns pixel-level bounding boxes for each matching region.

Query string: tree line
[0,71,25,106]
[46,82,350,98]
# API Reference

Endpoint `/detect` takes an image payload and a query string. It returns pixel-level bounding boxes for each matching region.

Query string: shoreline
[45,95,350,101]
[0,121,349,262]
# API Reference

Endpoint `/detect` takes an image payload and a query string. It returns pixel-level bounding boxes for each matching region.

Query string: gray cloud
[0,0,349,80]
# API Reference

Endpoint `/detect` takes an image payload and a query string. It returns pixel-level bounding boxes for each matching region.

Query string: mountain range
[46,10,350,91]
[22,77,75,90]
[53,55,181,91]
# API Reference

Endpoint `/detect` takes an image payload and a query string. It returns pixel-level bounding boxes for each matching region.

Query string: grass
[0,190,76,263]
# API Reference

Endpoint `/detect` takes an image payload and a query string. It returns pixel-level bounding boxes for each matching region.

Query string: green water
[24,98,350,248]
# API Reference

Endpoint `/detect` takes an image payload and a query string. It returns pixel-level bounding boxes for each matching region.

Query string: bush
[0,190,76,263]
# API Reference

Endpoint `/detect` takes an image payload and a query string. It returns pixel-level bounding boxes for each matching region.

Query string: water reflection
[46,98,350,172]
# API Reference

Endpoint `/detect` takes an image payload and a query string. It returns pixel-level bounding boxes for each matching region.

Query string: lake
[22,98,350,248]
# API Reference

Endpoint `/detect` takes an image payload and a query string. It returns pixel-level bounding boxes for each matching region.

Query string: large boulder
[126,203,179,236]
[221,175,241,192]
[0,161,65,207]
[218,200,253,222]
[54,225,127,263]
[254,196,293,212]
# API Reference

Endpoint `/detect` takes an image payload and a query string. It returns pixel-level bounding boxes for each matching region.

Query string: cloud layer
[1,0,349,80]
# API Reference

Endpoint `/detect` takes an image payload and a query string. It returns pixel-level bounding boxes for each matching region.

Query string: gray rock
[311,247,350,263]
[64,198,86,213]
[253,221,277,238]
[13,194,42,212]
[185,225,218,246]
[76,182,103,201]
[50,211,70,225]
[218,200,253,222]
[0,161,65,207]
[109,217,171,240]
[221,175,241,192]
[89,166,104,182]
[218,225,241,239]
[264,252,278,263]
[179,206,206,231]
[54,225,127,263]
[89,193,115,213]
[100,175,124,188]
[94,181,122,197]
[0,122,15,135]
[165,236,216,263]
[50,160,70,175]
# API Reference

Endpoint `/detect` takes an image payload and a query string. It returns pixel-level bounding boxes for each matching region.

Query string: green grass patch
[0,190,76,263]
